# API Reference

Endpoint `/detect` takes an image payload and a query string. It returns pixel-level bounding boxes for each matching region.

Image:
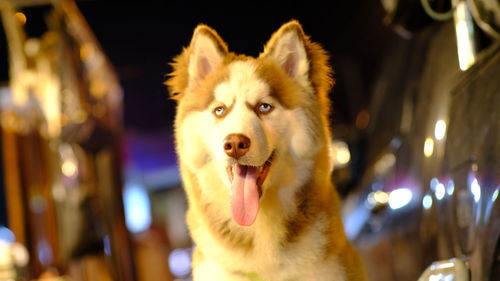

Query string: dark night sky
[1,0,396,133]
[76,0,395,133]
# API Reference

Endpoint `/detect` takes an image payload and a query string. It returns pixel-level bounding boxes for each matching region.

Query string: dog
[166,20,366,281]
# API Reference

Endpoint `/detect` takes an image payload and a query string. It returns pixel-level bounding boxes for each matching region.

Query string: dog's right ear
[166,25,228,100]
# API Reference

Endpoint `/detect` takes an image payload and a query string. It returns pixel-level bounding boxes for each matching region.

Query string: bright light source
[374,191,389,204]
[0,227,15,244]
[11,243,29,267]
[0,242,13,270]
[435,183,446,200]
[61,160,78,178]
[453,1,476,70]
[15,12,26,25]
[429,273,444,281]
[331,140,351,168]
[336,149,350,165]
[419,258,469,281]
[423,194,433,210]
[168,248,191,277]
[424,138,434,158]
[446,180,455,196]
[434,120,447,140]
[430,178,439,190]
[472,163,478,172]
[492,188,499,202]
[470,178,481,203]
[367,190,389,208]
[389,188,413,210]
[59,144,78,181]
[123,184,152,233]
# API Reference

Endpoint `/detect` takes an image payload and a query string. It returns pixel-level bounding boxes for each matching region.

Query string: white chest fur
[191,210,347,281]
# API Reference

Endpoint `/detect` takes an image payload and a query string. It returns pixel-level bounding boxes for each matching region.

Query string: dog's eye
[257,103,273,114]
[213,106,226,117]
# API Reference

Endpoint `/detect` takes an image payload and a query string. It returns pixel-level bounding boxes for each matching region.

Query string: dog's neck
[186,145,335,253]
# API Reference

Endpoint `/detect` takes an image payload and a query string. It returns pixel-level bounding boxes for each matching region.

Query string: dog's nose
[224,134,251,159]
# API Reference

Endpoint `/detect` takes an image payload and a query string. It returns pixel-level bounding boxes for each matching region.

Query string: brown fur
[260,20,334,115]
[166,24,229,99]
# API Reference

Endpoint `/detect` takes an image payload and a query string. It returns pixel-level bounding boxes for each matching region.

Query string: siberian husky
[166,20,366,281]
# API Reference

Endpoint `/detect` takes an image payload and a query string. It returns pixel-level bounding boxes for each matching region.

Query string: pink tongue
[231,164,260,226]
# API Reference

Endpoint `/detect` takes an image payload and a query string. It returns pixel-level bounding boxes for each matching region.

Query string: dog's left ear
[260,20,309,81]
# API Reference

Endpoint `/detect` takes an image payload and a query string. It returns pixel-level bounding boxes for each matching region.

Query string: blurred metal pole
[0,0,32,253]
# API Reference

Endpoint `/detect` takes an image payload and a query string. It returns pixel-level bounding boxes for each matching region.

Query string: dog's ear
[187,25,227,86]
[260,20,309,81]
[261,20,333,116]
[166,25,228,100]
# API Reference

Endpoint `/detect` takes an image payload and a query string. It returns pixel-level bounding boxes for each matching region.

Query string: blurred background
[0,0,499,281]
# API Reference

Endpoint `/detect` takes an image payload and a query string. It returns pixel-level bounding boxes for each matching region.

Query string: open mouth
[226,152,274,227]
[226,153,274,196]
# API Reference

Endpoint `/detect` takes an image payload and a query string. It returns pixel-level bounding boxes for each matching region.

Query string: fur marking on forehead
[214,61,269,104]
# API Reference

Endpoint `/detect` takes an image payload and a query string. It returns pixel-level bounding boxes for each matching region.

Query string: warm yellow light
[453,1,476,71]
[434,120,447,140]
[366,190,390,209]
[424,137,434,157]
[11,243,29,267]
[0,242,13,267]
[336,149,351,165]
[61,160,78,178]
[373,191,389,204]
[331,140,351,169]
[472,163,478,172]
[15,12,26,25]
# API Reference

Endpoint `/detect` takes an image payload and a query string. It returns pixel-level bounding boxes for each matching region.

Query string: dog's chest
[199,245,346,281]
[197,218,347,281]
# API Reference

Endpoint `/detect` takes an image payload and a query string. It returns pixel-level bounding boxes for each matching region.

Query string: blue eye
[258,103,273,114]
[214,106,225,117]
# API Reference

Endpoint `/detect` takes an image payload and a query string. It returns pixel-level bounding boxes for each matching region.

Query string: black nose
[224,134,251,159]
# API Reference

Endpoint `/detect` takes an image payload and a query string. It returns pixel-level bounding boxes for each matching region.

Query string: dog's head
[167,20,333,226]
